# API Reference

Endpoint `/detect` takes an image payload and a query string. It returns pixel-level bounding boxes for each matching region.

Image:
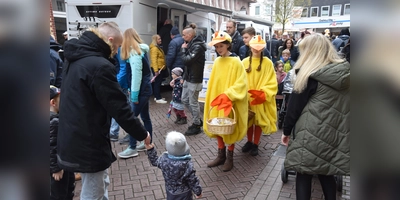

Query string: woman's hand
[281,134,290,146]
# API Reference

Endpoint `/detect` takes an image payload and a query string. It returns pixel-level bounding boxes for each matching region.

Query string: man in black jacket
[180,23,207,136]
[159,19,173,55]
[225,19,244,56]
[58,22,151,199]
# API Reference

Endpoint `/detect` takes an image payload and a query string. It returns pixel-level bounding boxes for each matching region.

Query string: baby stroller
[277,69,295,129]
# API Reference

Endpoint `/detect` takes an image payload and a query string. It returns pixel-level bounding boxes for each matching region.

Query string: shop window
[321,6,329,17]
[344,4,350,15]
[332,5,341,16]
[301,7,308,17]
[310,7,318,17]
[255,6,260,15]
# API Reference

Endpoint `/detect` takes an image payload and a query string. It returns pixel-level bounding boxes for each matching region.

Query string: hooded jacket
[50,36,63,87]
[181,35,207,83]
[58,31,148,173]
[166,34,184,71]
[284,61,350,176]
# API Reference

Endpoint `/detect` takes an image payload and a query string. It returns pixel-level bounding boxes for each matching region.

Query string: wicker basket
[206,106,236,135]
[248,109,255,121]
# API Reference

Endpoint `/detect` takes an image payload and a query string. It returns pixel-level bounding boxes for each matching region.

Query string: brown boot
[222,150,234,172]
[207,147,226,167]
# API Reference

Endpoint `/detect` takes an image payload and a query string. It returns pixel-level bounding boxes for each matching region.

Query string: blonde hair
[293,33,344,93]
[121,28,144,60]
[151,34,160,46]
[282,49,291,56]
[183,23,197,36]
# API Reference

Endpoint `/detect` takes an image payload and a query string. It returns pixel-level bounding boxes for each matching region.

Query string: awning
[164,0,233,17]
[231,11,274,27]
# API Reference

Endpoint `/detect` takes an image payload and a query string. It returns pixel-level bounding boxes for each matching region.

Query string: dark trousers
[129,96,153,148]
[153,72,164,100]
[50,171,75,200]
[296,173,337,200]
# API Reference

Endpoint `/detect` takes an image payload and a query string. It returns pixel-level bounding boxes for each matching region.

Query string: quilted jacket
[284,61,350,175]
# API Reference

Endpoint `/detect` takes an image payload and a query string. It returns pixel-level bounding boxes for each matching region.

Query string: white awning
[231,11,274,27]
[165,0,233,17]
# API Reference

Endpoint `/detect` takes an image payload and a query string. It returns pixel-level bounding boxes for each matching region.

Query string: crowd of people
[49,19,350,199]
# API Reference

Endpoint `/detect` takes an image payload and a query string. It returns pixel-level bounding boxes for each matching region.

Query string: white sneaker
[154,98,166,101]
[156,99,167,104]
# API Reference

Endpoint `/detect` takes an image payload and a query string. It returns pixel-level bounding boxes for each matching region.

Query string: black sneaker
[110,134,119,142]
[176,117,187,125]
[242,141,254,153]
[185,124,201,136]
[250,144,259,156]
[119,135,130,144]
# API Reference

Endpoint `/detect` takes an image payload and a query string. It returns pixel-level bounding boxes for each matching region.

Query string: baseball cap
[50,85,60,100]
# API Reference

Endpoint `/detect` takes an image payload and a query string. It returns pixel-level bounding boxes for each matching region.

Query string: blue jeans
[129,95,153,149]
[80,169,109,200]
[153,72,164,100]
[109,89,130,137]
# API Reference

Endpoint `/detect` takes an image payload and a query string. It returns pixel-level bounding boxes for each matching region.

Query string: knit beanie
[249,35,266,51]
[170,27,180,35]
[165,131,190,157]
[171,67,183,76]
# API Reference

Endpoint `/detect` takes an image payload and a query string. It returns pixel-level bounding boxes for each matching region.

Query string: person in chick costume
[241,35,278,156]
[203,31,248,172]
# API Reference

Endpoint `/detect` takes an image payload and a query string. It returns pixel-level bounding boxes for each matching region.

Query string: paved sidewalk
[71,89,347,199]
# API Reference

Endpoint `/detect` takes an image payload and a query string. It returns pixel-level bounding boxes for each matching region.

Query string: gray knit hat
[171,67,183,76]
[165,131,190,157]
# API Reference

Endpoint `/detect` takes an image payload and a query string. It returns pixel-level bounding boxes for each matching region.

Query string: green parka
[284,61,350,175]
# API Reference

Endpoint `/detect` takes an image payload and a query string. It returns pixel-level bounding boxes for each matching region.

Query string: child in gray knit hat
[169,67,188,125]
[146,131,202,199]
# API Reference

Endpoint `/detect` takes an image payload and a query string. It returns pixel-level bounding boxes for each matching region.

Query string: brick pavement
[72,89,347,199]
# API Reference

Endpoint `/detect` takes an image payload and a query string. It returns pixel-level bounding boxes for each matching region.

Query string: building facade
[292,0,350,35]
[51,0,255,43]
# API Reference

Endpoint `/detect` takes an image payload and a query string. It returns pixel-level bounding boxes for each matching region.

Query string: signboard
[198,61,214,103]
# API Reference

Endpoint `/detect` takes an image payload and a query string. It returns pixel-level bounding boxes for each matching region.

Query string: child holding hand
[146,131,202,200]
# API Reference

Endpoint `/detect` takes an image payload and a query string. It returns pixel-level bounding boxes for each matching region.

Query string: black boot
[174,115,182,124]
[176,117,187,125]
[250,144,259,156]
[185,123,202,136]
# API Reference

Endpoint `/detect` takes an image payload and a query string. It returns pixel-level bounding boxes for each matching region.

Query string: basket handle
[207,106,236,122]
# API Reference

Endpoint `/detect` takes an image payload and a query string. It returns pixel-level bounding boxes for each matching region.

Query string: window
[301,7,308,17]
[321,6,329,17]
[310,7,318,17]
[344,4,350,15]
[332,5,341,16]
[56,0,65,12]
[255,6,260,15]
[265,6,271,15]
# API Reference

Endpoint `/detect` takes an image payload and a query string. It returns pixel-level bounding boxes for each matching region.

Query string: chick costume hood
[203,56,248,144]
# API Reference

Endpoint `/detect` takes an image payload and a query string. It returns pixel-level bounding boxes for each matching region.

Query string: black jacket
[181,35,207,83]
[159,24,173,55]
[50,111,61,174]
[231,31,244,56]
[166,34,185,71]
[50,36,63,87]
[267,38,280,58]
[58,31,148,173]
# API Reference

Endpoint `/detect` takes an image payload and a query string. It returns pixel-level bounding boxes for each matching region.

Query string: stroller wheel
[335,175,343,192]
[281,164,289,183]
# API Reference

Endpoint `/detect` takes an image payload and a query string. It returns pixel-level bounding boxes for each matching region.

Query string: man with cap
[166,26,184,72]
[146,131,202,199]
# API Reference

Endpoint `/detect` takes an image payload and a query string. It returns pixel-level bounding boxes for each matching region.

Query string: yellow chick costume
[204,32,248,145]
[242,36,278,135]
